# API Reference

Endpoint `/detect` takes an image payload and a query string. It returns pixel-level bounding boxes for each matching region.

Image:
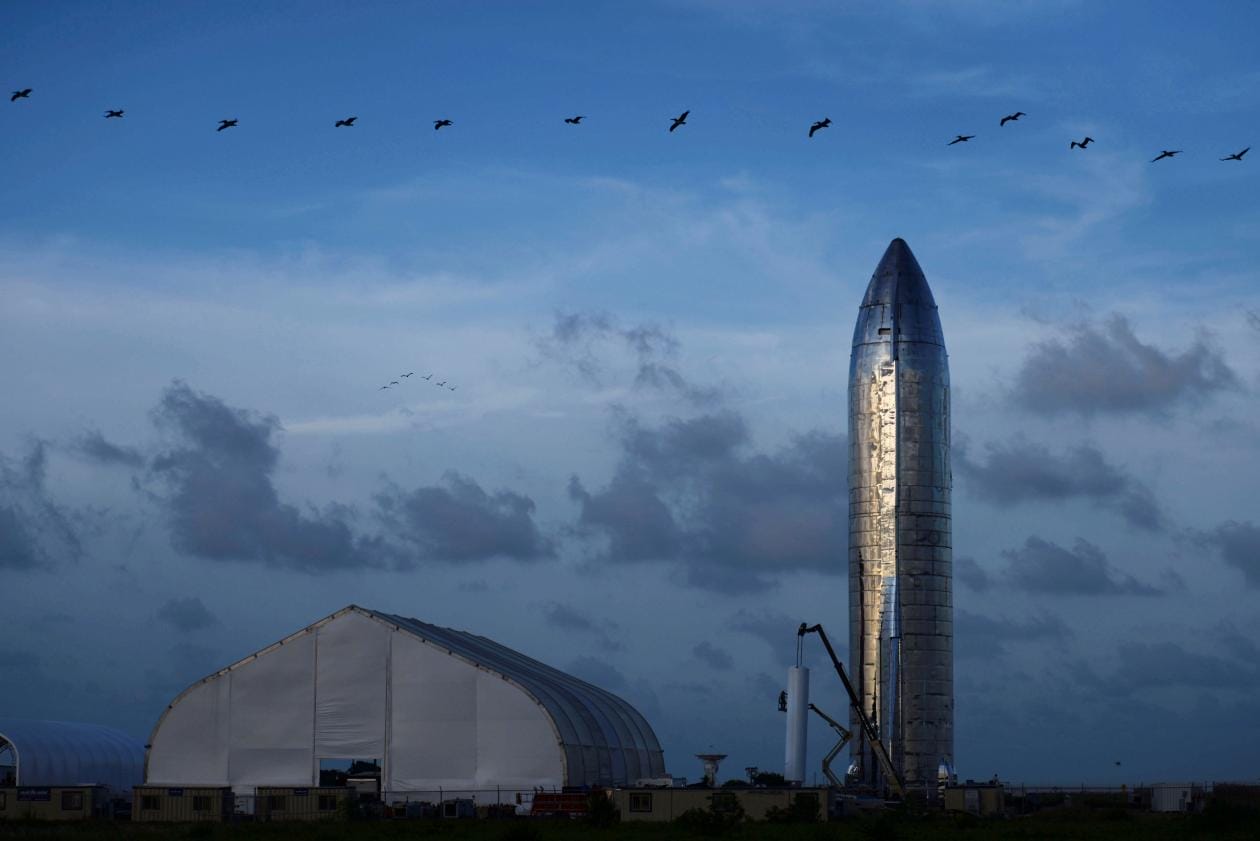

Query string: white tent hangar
[145,606,666,793]
[0,719,144,793]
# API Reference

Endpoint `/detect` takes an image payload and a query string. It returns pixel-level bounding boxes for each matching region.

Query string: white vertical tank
[783,666,809,784]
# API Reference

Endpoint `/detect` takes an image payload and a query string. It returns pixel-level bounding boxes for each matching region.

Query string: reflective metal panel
[848,239,953,791]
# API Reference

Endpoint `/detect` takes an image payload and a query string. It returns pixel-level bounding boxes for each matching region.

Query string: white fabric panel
[228,632,316,785]
[315,611,388,760]
[388,632,477,790]
[474,672,564,787]
[146,677,230,784]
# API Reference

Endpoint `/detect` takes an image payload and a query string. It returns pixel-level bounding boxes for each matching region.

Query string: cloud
[375,472,554,563]
[0,441,82,570]
[540,602,623,651]
[1247,310,1260,333]
[569,410,847,592]
[1201,521,1260,587]
[74,430,145,468]
[730,609,801,659]
[537,310,719,406]
[955,610,1070,658]
[956,437,1165,531]
[955,556,992,592]
[565,656,629,692]
[1106,641,1260,692]
[156,597,218,633]
[1011,315,1237,416]
[148,381,386,572]
[1001,536,1165,595]
[692,641,735,670]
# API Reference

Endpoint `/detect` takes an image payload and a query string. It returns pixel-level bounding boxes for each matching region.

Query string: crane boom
[797,622,906,798]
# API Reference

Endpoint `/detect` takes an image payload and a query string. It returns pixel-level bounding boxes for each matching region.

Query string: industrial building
[145,605,666,797]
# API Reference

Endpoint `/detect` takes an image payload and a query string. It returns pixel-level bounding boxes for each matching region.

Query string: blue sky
[3,0,1260,787]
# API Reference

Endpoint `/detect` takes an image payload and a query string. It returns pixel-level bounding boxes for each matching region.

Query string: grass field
[2,806,1259,841]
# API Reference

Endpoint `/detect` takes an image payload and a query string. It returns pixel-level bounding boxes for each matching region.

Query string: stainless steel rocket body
[848,239,953,791]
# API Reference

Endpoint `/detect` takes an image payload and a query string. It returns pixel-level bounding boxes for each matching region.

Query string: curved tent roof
[0,719,144,792]
[366,609,667,785]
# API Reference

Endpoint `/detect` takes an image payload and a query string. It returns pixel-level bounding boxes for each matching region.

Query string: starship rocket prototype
[848,238,953,791]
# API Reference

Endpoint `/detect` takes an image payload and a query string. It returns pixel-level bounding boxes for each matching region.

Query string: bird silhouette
[434,119,453,130]
[1150,150,1182,162]
[389,380,399,386]
[448,385,457,391]
[104,109,124,119]
[1070,137,1094,149]
[436,381,447,387]
[1221,147,1249,161]
[809,118,831,138]
[999,111,1025,126]
[669,110,689,132]
[379,385,390,390]
[335,116,356,127]
[217,119,238,132]
[401,372,414,377]
[10,89,32,102]
[422,374,433,380]
[564,115,585,125]
[948,134,975,145]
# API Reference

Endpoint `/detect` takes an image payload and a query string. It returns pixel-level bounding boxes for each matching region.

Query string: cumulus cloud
[541,602,623,651]
[1011,315,1237,415]
[692,641,735,670]
[537,310,719,405]
[565,656,629,692]
[730,609,801,658]
[1001,536,1165,595]
[376,472,554,563]
[1106,640,1260,692]
[956,437,1165,531]
[74,430,145,468]
[955,556,992,592]
[1201,520,1260,587]
[955,609,1070,658]
[148,382,387,572]
[1247,310,1260,333]
[0,441,82,570]
[156,597,218,632]
[569,410,847,593]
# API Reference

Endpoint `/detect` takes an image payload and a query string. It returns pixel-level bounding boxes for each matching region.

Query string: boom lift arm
[807,703,851,789]
[797,622,906,798]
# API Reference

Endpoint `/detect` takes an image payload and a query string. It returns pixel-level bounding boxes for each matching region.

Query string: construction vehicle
[797,623,906,798]
[807,703,851,789]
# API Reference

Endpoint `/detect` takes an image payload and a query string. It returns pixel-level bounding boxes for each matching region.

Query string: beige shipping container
[610,787,827,822]
[0,786,104,820]
[132,785,233,822]
[943,784,1004,816]
[255,786,349,821]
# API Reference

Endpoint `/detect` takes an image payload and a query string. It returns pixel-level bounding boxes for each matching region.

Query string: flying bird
[999,111,1025,126]
[334,116,356,127]
[1150,150,1182,162]
[448,385,457,392]
[809,117,831,138]
[379,385,390,390]
[389,380,399,386]
[10,89,31,102]
[217,119,238,132]
[436,381,447,387]
[948,134,975,145]
[434,119,453,130]
[1070,136,1094,149]
[564,115,585,125]
[104,109,124,119]
[669,110,689,132]
[1221,147,1249,161]
[401,372,414,378]
[422,374,433,380]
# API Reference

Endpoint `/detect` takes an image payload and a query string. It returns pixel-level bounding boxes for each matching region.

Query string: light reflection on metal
[848,238,953,791]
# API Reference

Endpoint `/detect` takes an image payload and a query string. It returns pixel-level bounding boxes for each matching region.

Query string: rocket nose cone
[861,238,936,309]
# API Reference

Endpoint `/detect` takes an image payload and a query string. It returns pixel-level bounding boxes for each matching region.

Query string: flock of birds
[7,89,1250,162]
[378,372,457,394]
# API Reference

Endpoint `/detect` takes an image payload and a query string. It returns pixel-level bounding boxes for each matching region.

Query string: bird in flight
[10,89,32,102]
[999,111,1025,127]
[401,372,414,378]
[434,119,453,130]
[389,380,399,386]
[1150,150,1182,162]
[564,115,585,125]
[948,134,975,145]
[669,110,689,132]
[217,119,238,132]
[809,118,831,138]
[422,374,433,380]
[436,380,447,387]
[1221,147,1249,161]
[104,109,124,119]
[448,385,457,392]
[379,385,390,390]
[335,116,356,127]
[1070,136,1094,149]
